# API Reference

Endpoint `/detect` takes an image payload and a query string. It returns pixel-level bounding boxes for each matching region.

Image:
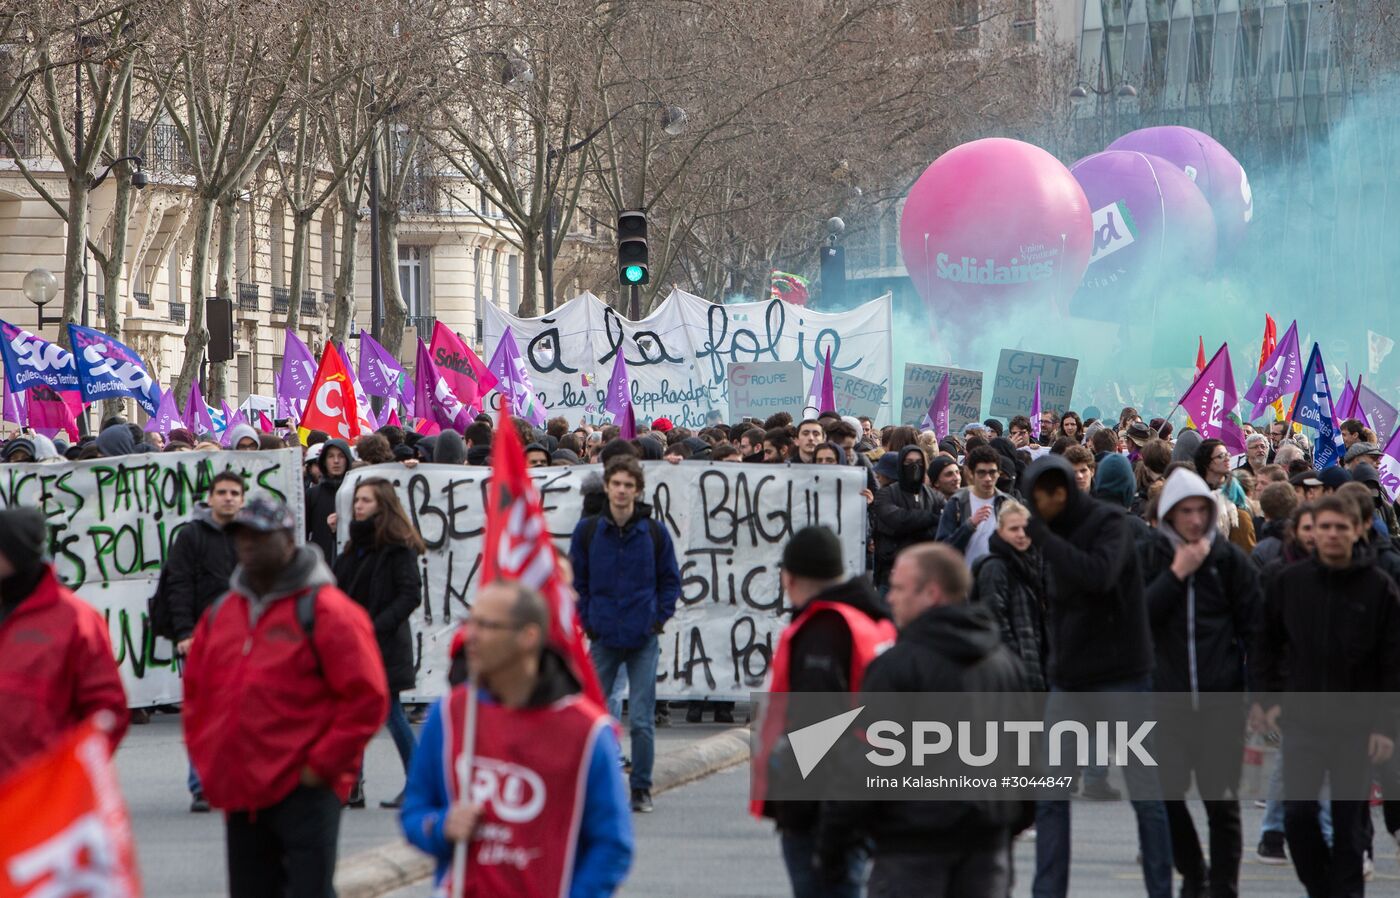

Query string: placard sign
[989,350,1078,418]
[728,361,805,421]
[901,364,983,431]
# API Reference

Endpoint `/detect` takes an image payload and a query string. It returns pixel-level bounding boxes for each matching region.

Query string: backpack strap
[203,587,322,674]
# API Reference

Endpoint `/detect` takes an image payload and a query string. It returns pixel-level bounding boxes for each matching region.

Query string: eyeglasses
[973,468,1000,479]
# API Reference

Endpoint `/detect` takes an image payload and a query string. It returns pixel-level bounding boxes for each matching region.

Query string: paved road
[117,708,739,897]
[384,761,1400,898]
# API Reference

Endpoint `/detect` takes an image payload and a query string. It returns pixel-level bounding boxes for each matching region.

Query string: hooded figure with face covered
[1138,468,1261,898]
[870,446,942,588]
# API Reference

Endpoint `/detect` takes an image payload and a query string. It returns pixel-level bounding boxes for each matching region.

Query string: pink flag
[1177,343,1246,453]
[144,387,181,435]
[819,347,836,415]
[1336,376,1368,427]
[182,380,216,435]
[28,385,81,440]
[387,408,402,427]
[414,338,473,432]
[1030,376,1043,440]
[430,321,498,414]
[2,373,26,426]
[219,400,240,446]
[257,411,275,433]
[920,374,950,439]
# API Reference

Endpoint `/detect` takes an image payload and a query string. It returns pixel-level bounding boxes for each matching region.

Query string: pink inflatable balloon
[1070,150,1217,301]
[1107,126,1252,256]
[900,138,1093,322]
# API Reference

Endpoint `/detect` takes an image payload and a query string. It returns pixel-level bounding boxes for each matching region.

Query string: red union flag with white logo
[481,408,605,709]
[0,718,141,898]
[297,342,361,445]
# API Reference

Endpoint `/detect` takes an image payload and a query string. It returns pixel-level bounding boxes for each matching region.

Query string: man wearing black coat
[1021,454,1172,898]
[1250,494,1400,898]
[819,543,1029,896]
[1139,469,1260,898]
[167,469,244,812]
[871,446,942,589]
[305,438,351,562]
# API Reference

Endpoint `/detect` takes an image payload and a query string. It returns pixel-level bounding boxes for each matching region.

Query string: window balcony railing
[271,287,289,314]
[134,291,153,310]
[169,301,187,325]
[302,290,318,316]
[238,283,260,312]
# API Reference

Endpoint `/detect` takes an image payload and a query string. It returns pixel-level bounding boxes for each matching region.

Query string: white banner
[3,448,307,707]
[337,461,869,701]
[482,290,895,429]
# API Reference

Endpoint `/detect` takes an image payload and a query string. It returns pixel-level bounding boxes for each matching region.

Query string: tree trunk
[208,196,237,404]
[59,177,89,350]
[287,208,310,330]
[519,227,539,316]
[378,208,406,358]
[175,195,217,406]
[331,195,358,346]
[99,170,134,420]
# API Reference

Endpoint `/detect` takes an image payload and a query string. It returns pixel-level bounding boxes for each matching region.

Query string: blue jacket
[570,507,682,650]
[400,692,633,897]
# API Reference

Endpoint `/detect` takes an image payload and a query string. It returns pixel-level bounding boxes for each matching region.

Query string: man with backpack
[161,469,243,812]
[183,496,387,898]
[570,456,682,814]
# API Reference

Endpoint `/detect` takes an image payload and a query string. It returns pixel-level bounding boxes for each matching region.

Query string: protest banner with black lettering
[989,350,1079,418]
[901,364,983,431]
[0,449,306,707]
[337,461,868,701]
[728,361,805,420]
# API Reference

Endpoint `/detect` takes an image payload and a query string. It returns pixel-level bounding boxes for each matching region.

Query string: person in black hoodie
[1021,454,1172,898]
[1139,469,1260,898]
[756,526,893,898]
[305,438,351,562]
[332,477,425,809]
[1251,494,1400,897]
[970,498,1049,691]
[870,446,941,589]
[819,542,1028,896]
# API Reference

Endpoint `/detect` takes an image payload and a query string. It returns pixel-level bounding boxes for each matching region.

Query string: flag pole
[450,675,479,898]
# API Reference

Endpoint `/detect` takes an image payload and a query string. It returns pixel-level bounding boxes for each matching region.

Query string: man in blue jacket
[570,456,682,813]
[400,580,633,897]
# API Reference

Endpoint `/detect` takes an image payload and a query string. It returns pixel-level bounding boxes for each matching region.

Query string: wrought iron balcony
[169,301,187,324]
[239,283,260,312]
[134,292,152,310]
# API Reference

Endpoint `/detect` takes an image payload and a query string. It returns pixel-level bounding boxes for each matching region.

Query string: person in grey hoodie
[227,422,260,451]
[96,420,137,456]
[1138,468,1260,898]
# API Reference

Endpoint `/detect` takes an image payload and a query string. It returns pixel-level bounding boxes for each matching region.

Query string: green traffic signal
[622,264,646,284]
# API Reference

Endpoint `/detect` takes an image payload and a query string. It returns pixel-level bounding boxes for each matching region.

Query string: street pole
[368,124,383,346]
[74,23,90,436]
[541,151,555,313]
[629,284,640,320]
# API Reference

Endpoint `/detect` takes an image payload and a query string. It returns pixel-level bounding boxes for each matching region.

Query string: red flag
[297,342,361,445]
[0,717,141,898]
[480,406,606,709]
[1257,314,1285,421]
[1195,336,1206,374]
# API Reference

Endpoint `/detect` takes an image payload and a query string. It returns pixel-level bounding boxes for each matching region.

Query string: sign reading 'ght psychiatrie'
[989,350,1078,418]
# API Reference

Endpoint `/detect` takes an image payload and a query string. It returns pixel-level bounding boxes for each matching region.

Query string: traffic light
[618,210,649,285]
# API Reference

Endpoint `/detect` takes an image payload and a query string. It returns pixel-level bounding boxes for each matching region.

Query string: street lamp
[540,100,688,312]
[1069,81,1138,103]
[90,154,148,190]
[23,268,58,331]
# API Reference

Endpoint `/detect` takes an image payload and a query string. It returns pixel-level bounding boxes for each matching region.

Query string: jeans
[779,829,865,898]
[1032,676,1173,898]
[591,636,659,791]
[226,784,341,898]
[1165,801,1242,897]
[868,840,1010,898]
[188,760,202,796]
[1261,736,1332,844]
[385,694,416,774]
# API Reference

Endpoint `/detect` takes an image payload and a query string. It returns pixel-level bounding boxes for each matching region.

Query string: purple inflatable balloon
[1107,126,1252,256]
[1070,150,1217,302]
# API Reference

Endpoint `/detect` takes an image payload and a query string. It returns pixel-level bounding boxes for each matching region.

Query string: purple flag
[920,374,950,440]
[144,388,181,435]
[2,372,26,425]
[1377,426,1400,503]
[486,328,546,428]
[219,400,240,447]
[336,342,375,432]
[280,330,318,400]
[414,339,473,433]
[1336,376,1367,427]
[1244,319,1303,419]
[819,347,836,415]
[1030,376,1043,440]
[358,330,405,399]
[603,349,636,439]
[1177,343,1246,454]
[182,380,216,435]
[1356,383,1398,445]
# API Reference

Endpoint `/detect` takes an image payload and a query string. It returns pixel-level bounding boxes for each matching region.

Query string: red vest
[749,599,896,818]
[441,686,609,898]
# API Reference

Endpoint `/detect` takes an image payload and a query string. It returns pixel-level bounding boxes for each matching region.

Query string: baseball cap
[1318,467,1353,490]
[1288,470,1323,488]
[227,496,296,533]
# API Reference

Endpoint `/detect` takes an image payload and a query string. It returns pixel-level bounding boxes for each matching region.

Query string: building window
[398,246,429,317]
[167,248,180,304]
[491,249,502,309]
[235,203,251,282]
[236,352,253,403]
[1012,0,1035,43]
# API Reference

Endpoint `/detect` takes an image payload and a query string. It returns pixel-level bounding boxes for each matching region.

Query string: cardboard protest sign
[902,364,983,431]
[829,371,887,420]
[989,350,1078,418]
[728,361,805,421]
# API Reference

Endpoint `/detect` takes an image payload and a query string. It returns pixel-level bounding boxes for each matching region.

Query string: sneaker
[1256,832,1288,865]
[715,707,735,724]
[1363,851,1374,882]
[190,792,211,813]
[346,782,366,809]
[630,789,653,813]
[685,704,704,724]
[1079,780,1121,800]
[655,705,671,728]
[379,791,404,810]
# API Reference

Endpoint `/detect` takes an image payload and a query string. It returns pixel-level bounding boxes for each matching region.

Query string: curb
[334,726,752,898]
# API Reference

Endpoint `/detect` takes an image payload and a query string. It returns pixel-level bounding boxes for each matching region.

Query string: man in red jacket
[0,507,127,779]
[183,496,387,898]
